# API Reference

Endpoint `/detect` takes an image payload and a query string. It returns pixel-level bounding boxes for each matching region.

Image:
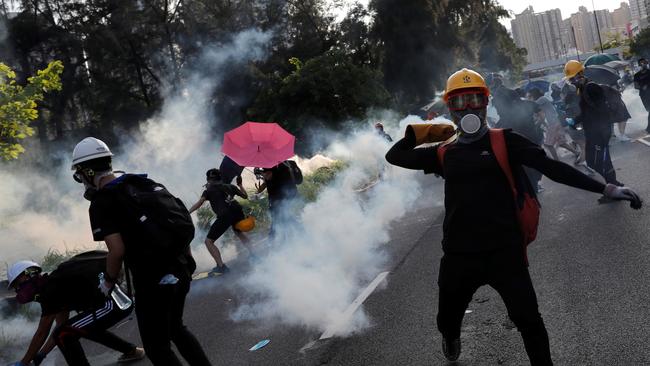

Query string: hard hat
[443,68,490,102]
[564,60,585,79]
[234,216,256,232]
[7,260,41,289]
[71,137,113,170]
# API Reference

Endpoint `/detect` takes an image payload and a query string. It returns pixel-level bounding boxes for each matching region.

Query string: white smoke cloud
[230,125,423,336]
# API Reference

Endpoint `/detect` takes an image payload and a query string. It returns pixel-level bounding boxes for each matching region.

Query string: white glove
[98,280,114,297]
[604,184,643,209]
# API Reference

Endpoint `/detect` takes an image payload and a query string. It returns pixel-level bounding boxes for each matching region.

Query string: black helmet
[206,168,221,181]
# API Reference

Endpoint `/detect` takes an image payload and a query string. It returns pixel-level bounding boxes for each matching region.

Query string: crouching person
[6,251,144,366]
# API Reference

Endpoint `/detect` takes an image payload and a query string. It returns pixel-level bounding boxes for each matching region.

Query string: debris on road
[249,339,270,351]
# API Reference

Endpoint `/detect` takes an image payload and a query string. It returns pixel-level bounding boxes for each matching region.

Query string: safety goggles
[13,268,40,291]
[447,91,489,111]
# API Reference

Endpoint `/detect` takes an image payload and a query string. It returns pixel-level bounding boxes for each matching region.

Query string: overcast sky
[497,0,629,26]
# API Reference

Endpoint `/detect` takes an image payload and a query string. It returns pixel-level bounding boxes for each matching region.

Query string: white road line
[319,271,390,340]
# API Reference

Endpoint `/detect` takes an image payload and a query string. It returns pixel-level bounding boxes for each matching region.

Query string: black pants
[436,249,552,366]
[135,277,211,366]
[53,299,136,366]
[585,129,618,185]
[646,112,650,133]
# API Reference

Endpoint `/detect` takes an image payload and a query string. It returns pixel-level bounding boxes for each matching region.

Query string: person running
[564,60,624,187]
[70,137,212,366]
[634,58,650,134]
[526,87,580,161]
[6,252,144,366]
[188,168,254,274]
[255,161,301,240]
[385,68,642,365]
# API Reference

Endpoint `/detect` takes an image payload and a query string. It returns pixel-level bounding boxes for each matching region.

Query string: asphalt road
[52,131,650,366]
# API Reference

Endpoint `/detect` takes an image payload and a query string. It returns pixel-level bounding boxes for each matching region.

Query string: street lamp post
[592,0,605,53]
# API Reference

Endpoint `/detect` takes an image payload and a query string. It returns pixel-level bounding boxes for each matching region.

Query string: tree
[630,27,650,59]
[0,61,63,160]
[248,51,391,137]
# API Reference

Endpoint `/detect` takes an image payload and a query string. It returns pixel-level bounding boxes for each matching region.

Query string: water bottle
[99,273,133,311]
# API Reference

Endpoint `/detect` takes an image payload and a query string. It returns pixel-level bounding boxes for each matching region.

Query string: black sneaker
[442,337,461,361]
[209,265,230,276]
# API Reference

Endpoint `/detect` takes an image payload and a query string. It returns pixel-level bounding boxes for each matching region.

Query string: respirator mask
[447,91,489,143]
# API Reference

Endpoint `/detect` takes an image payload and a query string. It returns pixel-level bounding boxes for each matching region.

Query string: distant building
[511,7,565,63]
[629,0,649,21]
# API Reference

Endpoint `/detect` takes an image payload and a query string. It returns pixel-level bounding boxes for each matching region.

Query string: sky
[497,0,630,27]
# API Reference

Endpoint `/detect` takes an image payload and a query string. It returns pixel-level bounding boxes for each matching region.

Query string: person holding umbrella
[564,60,625,189]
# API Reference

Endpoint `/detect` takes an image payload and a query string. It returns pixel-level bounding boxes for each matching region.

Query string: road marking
[318,271,390,340]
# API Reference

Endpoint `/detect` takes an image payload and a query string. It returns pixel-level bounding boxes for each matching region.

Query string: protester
[255,160,302,239]
[526,87,581,161]
[6,253,144,366]
[557,83,590,169]
[492,86,545,192]
[564,60,624,187]
[70,137,212,365]
[385,68,642,365]
[188,168,254,274]
[375,122,393,142]
[634,58,650,134]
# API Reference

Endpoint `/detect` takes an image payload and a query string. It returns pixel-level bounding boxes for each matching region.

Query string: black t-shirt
[265,162,298,205]
[576,82,612,137]
[89,175,188,285]
[385,129,605,255]
[38,271,106,316]
[202,183,244,216]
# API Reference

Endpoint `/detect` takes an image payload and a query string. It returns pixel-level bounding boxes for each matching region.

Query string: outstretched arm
[188,197,206,214]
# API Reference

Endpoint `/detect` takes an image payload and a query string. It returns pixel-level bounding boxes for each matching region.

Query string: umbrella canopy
[584,53,620,67]
[520,79,551,93]
[221,122,295,168]
[584,65,620,86]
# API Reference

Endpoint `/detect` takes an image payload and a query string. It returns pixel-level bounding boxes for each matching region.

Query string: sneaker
[210,264,230,275]
[442,337,461,361]
[536,185,545,193]
[118,347,145,363]
[618,135,631,142]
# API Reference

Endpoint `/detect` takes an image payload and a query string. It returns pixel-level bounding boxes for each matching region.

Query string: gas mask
[15,276,45,304]
[73,168,113,201]
[450,108,488,144]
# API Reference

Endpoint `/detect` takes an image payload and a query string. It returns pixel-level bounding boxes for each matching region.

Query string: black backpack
[112,174,196,273]
[49,251,109,309]
[284,160,303,185]
[600,84,631,123]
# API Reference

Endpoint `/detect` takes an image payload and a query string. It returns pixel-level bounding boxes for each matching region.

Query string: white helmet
[7,260,41,289]
[71,137,113,170]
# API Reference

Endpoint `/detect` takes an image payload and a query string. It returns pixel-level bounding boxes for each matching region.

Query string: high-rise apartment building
[511,7,564,63]
[629,0,649,21]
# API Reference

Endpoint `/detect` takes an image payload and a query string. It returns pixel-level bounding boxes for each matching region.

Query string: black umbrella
[584,65,620,86]
[219,155,244,184]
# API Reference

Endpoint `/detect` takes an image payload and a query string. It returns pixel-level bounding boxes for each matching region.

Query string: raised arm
[385,124,451,174]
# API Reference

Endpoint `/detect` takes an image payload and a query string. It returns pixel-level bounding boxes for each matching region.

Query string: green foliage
[40,248,80,272]
[629,28,650,58]
[249,52,391,136]
[0,61,63,160]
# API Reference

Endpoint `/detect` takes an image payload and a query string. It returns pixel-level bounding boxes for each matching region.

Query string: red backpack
[437,129,541,262]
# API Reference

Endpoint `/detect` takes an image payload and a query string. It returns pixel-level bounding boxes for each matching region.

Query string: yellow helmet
[234,216,256,232]
[443,68,490,102]
[564,60,585,79]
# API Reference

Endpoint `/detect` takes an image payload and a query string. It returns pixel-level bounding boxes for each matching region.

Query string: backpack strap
[488,129,517,197]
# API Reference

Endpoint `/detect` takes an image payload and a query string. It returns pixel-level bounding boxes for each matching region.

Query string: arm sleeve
[385,134,442,175]
[89,195,121,241]
[506,131,605,194]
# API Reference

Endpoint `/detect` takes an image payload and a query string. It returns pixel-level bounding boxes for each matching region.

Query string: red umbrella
[221,122,295,168]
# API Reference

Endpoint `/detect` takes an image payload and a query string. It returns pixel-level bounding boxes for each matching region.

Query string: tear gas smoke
[230,125,423,336]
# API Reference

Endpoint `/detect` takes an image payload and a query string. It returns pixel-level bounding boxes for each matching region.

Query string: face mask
[451,109,488,144]
[15,277,40,304]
